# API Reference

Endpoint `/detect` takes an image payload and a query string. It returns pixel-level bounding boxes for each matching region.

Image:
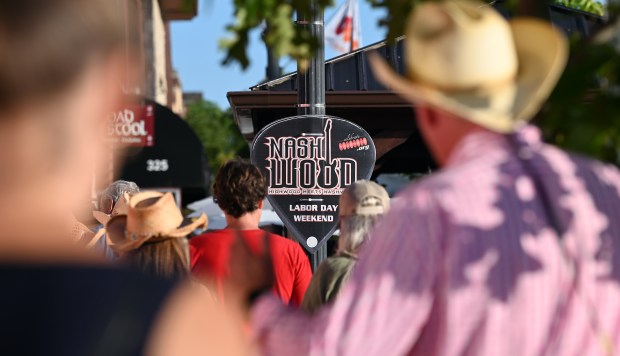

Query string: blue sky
[171,0,607,109]
[171,1,386,109]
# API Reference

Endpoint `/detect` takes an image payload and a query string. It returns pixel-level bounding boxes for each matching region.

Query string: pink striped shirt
[252,126,620,355]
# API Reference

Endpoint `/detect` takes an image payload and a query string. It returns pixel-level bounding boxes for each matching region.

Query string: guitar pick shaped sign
[251,115,376,253]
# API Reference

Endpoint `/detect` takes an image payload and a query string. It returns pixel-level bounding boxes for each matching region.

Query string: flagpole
[264,24,282,81]
[297,0,327,270]
[349,0,355,52]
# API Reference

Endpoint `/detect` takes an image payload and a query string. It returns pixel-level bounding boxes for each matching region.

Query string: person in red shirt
[190,159,312,305]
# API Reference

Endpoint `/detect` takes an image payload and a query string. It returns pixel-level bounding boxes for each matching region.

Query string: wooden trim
[227,91,412,110]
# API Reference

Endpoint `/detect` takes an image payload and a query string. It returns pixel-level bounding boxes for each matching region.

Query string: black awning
[118,100,210,204]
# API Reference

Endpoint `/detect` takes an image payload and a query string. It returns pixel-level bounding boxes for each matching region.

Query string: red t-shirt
[189,229,312,306]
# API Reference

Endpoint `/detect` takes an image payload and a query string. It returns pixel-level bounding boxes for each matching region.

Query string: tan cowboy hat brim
[93,210,111,225]
[369,19,568,133]
[106,213,208,253]
[71,218,95,242]
[85,228,106,249]
[93,192,131,226]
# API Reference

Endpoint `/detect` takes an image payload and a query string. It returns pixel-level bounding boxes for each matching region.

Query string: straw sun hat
[106,191,207,253]
[93,192,131,226]
[369,0,569,133]
[70,217,95,243]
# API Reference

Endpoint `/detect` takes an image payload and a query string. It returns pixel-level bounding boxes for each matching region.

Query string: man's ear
[419,105,440,128]
[429,109,440,127]
[257,200,264,210]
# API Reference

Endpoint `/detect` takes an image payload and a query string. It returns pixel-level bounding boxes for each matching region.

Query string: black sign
[251,115,376,252]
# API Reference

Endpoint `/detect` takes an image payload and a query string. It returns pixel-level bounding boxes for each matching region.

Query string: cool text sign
[106,104,155,147]
[251,115,375,252]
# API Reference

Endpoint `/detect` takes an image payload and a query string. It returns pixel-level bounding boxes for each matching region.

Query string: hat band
[340,206,386,217]
[409,71,516,94]
[141,235,183,245]
[124,230,185,244]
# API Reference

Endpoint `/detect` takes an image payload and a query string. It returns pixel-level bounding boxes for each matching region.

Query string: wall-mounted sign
[106,104,155,147]
[251,115,376,252]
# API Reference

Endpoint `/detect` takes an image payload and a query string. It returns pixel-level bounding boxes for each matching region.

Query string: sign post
[297,0,327,269]
[251,116,376,259]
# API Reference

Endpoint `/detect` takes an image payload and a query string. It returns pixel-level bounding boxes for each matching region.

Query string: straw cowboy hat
[106,191,207,253]
[93,192,130,226]
[369,0,568,133]
[70,217,95,243]
[70,214,106,250]
[88,193,133,249]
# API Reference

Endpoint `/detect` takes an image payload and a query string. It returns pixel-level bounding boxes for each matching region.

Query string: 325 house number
[146,159,169,172]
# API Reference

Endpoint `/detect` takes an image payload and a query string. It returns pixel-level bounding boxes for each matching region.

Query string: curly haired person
[190,159,312,305]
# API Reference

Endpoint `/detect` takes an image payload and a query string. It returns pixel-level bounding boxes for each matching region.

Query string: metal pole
[263,24,282,81]
[517,0,551,19]
[297,1,327,270]
[266,47,282,81]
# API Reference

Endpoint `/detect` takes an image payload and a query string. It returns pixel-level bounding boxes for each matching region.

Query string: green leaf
[218,0,619,165]
[185,100,250,176]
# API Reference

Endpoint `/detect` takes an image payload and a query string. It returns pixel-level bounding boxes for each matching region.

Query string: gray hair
[97,180,139,212]
[338,214,383,255]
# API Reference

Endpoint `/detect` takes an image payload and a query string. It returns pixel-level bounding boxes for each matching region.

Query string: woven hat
[106,191,207,253]
[339,180,390,217]
[93,192,130,225]
[369,0,568,133]
[70,217,95,242]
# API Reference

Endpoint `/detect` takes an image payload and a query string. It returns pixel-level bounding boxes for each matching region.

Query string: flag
[325,0,361,54]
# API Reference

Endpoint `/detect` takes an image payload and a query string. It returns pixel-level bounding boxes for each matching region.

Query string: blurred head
[338,180,390,255]
[127,238,190,281]
[214,159,266,219]
[0,0,129,238]
[97,180,140,214]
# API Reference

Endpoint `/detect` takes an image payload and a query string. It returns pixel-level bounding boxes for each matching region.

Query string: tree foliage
[555,0,605,16]
[220,0,333,69]
[221,0,619,165]
[185,100,249,174]
[222,0,606,69]
[540,34,620,165]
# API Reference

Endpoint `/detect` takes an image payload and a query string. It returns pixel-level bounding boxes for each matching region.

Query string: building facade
[122,0,196,115]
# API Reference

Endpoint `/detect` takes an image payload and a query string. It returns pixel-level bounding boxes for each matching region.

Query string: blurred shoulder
[390,178,443,214]
[374,177,449,243]
[567,150,620,182]
[146,280,249,356]
[392,148,512,213]
[561,150,620,196]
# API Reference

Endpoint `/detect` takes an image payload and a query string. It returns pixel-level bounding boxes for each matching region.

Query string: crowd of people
[1,0,620,355]
[63,160,385,355]
[79,161,388,313]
